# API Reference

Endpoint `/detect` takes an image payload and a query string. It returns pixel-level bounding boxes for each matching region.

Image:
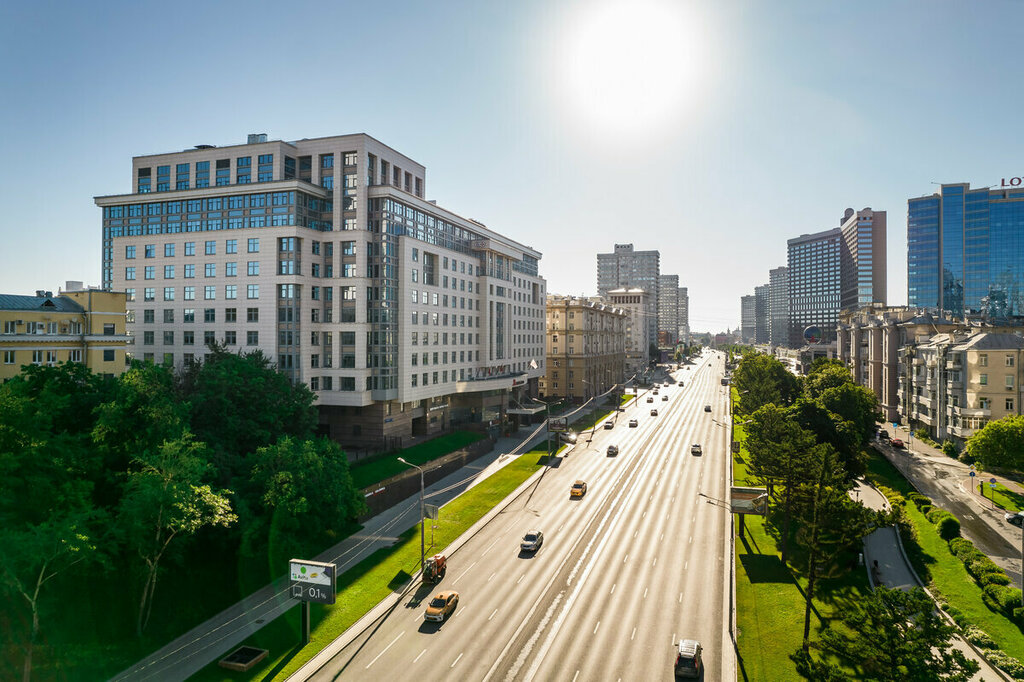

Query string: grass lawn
[191,447,551,681]
[981,482,1024,512]
[865,450,1024,661]
[349,431,485,489]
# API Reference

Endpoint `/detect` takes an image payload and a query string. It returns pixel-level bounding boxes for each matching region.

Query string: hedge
[981,649,1024,679]
[925,508,961,539]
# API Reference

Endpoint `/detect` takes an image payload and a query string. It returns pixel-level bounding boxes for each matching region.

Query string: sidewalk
[854,480,1009,681]
[113,400,618,681]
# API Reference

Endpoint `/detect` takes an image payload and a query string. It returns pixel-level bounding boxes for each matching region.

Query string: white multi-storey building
[96,133,546,448]
[605,287,651,378]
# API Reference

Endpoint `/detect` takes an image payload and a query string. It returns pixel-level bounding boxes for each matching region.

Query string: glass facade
[787,230,840,346]
[909,183,1024,316]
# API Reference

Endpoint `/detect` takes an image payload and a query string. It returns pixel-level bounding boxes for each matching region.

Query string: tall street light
[398,457,426,575]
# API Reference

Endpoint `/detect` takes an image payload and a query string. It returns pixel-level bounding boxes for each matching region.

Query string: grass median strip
[192,448,550,681]
[349,431,485,489]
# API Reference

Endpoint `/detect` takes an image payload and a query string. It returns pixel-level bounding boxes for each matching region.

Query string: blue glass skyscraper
[908,183,1024,317]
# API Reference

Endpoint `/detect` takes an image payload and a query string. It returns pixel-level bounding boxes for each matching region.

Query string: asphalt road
[306,352,735,681]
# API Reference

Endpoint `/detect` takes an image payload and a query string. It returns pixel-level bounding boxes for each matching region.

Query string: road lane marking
[634,530,639,538]
[452,561,477,585]
[644,587,648,599]
[488,572,496,582]
[689,535,693,544]
[414,649,426,663]
[573,671,580,682]
[678,592,682,603]
[451,652,463,668]
[480,536,501,558]
[631,626,636,641]
[652,557,657,567]
[643,511,647,518]
[610,583,616,594]
[593,620,601,634]
[365,632,404,669]
[685,561,688,570]
[623,554,629,563]
[660,533,664,541]
[488,608,498,621]
[517,574,525,584]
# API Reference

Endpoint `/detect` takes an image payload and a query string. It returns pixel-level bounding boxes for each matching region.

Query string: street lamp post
[398,457,426,576]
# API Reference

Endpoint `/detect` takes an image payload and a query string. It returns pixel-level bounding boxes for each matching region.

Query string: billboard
[548,416,569,433]
[730,487,768,516]
[289,559,336,604]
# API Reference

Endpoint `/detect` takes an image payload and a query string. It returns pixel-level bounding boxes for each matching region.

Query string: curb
[288,448,552,680]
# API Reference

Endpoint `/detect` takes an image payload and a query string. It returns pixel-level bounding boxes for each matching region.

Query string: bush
[959,449,978,465]
[966,556,1002,580]
[980,572,1012,587]
[981,648,1024,678]
[948,537,973,556]
[983,584,1023,615]
[937,514,961,540]
[941,439,959,458]
[964,625,997,649]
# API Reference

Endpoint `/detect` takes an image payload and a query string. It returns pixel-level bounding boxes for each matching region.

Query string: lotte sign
[1001,177,1024,187]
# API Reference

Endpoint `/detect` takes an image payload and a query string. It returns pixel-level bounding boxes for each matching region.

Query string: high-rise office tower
[768,266,790,347]
[678,287,689,341]
[909,182,1024,317]
[658,274,680,344]
[740,295,756,343]
[597,244,660,343]
[754,284,770,344]
[839,207,887,310]
[787,228,841,346]
[96,132,546,447]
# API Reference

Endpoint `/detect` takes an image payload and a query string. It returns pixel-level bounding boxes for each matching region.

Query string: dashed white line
[453,561,477,585]
[488,609,498,621]
[623,554,629,564]
[642,511,647,519]
[631,626,637,641]
[487,572,496,582]
[414,649,426,663]
[643,587,648,599]
[593,620,601,634]
[451,652,464,668]
[366,632,404,669]
[660,533,664,541]
[652,557,657,567]
[678,592,683,603]
[689,535,693,544]
[480,536,501,558]
[610,583,616,595]
[517,574,525,585]
[685,561,689,570]
[634,530,639,538]
[572,671,580,682]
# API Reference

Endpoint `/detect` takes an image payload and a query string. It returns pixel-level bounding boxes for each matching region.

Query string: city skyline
[3,0,1024,332]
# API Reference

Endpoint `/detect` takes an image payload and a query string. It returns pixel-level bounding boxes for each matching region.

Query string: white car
[690,444,703,456]
[521,530,544,552]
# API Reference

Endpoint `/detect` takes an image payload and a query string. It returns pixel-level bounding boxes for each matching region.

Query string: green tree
[804,359,852,400]
[965,415,1024,470]
[818,382,881,446]
[818,586,979,681]
[733,353,801,415]
[745,404,818,562]
[0,509,106,682]
[787,397,866,480]
[119,435,236,636]
[180,347,316,483]
[796,444,876,651]
[242,437,367,571]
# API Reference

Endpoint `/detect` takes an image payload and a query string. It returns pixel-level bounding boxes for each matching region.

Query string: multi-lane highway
[306,351,734,681]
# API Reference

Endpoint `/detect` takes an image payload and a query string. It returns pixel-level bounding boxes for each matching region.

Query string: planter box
[218,646,268,672]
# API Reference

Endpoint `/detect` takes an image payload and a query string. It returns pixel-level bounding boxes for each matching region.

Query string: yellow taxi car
[424,590,460,622]
[570,480,588,498]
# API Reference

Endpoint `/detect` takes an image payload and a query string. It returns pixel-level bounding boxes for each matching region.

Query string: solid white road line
[414,649,426,663]
[451,652,463,668]
[593,620,601,634]
[365,632,404,669]
[610,583,616,594]
[631,626,636,641]
[452,561,476,585]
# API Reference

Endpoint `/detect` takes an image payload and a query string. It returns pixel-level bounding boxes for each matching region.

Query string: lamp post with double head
[398,457,426,575]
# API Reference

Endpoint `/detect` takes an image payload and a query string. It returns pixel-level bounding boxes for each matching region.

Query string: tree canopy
[965,415,1024,470]
[733,353,801,415]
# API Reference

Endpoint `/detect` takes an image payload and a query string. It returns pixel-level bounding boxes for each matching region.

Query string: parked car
[673,639,703,678]
[629,418,639,427]
[604,420,614,430]
[520,530,544,552]
[424,590,459,622]
[1006,512,1024,527]
[690,444,702,456]
[891,438,905,449]
[607,444,619,456]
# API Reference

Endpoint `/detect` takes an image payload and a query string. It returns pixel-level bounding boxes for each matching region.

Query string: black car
[704,405,712,412]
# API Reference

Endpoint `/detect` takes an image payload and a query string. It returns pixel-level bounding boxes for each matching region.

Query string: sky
[1,0,1022,332]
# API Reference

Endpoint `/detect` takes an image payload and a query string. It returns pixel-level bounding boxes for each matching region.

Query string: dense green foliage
[0,354,364,677]
[966,415,1024,470]
[733,353,801,414]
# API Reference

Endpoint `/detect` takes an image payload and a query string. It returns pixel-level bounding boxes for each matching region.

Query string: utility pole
[398,457,425,575]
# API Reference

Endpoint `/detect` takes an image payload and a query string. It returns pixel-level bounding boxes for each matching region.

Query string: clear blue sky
[1,0,1020,332]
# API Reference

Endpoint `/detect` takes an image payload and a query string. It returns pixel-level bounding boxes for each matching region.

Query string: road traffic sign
[970,471,976,477]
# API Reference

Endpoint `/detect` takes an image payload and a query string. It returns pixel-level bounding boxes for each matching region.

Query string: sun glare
[554,0,709,142]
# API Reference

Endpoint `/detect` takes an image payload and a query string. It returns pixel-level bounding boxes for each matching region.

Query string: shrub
[948,537,973,555]
[981,648,1024,678]
[918,504,932,515]
[937,514,961,540]
[980,572,1012,587]
[925,508,949,524]
[983,584,1023,615]
[967,556,1002,580]
[941,440,959,458]
[964,626,996,649]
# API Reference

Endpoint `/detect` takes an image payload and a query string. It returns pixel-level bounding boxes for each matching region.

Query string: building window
[248,238,260,253]
[184,286,195,300]
[980,374,988,386]
[103,349,114,362]
[204,286,216,300]
[225,285,237,300]
[184,331,195,345]
[1008,375,1016,389]
[224,331,236,345]
[247,307,259,322]
[1007,355,1016,367]
[164,331,174,345]
[125,267,136,280]
[225,262,237,277]
[247,284,259,299]
[1006,398,1015,411]
[226,239,238,254]
[163,309,174,323]
[204,308,215,323]
[164,265,175,279]
[2,350,14,364]
[185,241,196,256]
[247,330,258,346]
[980,354,988,367]
[225,308,237,322]
[143,331,154,346]
[204,331,216,345]
[184,308,195,322]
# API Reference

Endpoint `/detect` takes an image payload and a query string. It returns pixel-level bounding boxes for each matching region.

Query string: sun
[552,0,709,142]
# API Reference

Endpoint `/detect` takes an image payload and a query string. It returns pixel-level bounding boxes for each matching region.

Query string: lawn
[980,481,1024,512]
[191,447,552,681]
[349,431,485,489]
[865,451,1024,662]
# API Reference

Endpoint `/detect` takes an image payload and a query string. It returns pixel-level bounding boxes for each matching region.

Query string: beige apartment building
[541,294,626,401]
[0,283,129,381]
[95,132,546,449]
[604,287,651,379]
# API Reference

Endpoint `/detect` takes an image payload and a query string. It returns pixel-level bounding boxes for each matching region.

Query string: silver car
[521,530,544,552]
